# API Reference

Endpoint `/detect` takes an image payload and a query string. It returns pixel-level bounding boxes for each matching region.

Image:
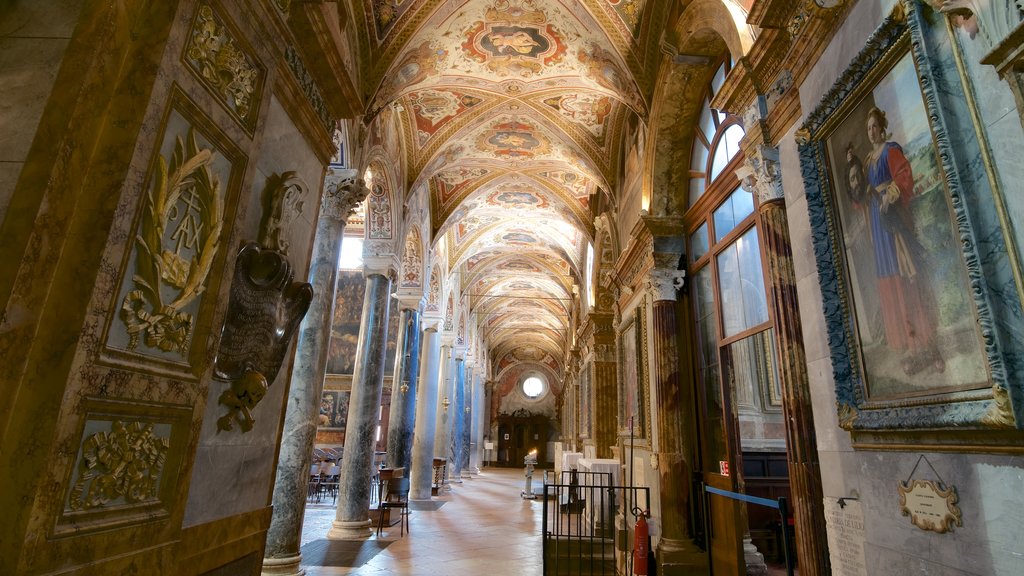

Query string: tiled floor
[300,467,544,575]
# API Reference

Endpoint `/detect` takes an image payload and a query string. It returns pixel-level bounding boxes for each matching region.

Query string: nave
[299,469,542,576]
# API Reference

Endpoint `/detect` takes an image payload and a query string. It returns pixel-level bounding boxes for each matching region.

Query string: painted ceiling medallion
[476,120,551,158]
[461,0,567,78]
[409,90,484,145]
[543,93,612,137]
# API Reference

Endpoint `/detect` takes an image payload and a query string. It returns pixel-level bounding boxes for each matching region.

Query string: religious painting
[618,307,644,436]
[319,390,350,430]
[797,4,1017,435]
[460,2,567,78]
[477,120,551,159]
[326,271,365,375]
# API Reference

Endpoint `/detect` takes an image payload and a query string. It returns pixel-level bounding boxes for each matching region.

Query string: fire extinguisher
[633,509,649,575]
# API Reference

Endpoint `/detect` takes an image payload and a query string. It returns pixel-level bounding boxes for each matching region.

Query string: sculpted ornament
[323,171,369,221]
[743,146,784,204]
[259,171,306,254]
[186,5,261,126]
[924,0,1023,46]
[120,129,222,356]
[647,269,686,302]
[215,243,313,432]
[69,421,169,511]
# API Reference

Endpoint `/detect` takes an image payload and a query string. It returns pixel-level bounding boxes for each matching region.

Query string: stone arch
[647,0,751,217]
[366,158,396,240]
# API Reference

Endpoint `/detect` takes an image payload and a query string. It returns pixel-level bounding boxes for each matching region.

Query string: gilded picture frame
[796,1,1021,440]
[618,305,646,438]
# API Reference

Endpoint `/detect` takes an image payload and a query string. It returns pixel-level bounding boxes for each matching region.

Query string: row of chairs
[308,463,340,504]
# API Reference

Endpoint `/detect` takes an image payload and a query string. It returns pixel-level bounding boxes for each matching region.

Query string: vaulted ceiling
[349,0,671,377]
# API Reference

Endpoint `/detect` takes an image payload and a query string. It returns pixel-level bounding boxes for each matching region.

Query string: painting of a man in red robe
[845,106,944,377]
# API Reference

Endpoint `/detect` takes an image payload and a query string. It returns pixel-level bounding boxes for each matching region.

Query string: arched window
[684,57,783,477]
[688,59,745,209]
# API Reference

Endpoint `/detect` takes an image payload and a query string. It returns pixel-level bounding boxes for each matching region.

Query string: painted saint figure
[846,106,945,376]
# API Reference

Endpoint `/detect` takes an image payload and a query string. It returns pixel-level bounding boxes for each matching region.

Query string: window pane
[713,186,755,242]
[690,138,709,173]
[709,140,730,182]
[723,329,783,451]
[688,177,705,208]
[693,267,727,470]
[699,100,715,142]
[723,124,744,160]
[716,227,768,338]
[690,223,709,262]
[710,63,727,95]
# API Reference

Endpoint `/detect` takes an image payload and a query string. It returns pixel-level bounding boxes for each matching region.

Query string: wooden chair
[376,477,410,537]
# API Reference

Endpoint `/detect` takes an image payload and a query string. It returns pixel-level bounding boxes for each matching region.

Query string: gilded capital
[647,268,685,302]
[322,168,369,221]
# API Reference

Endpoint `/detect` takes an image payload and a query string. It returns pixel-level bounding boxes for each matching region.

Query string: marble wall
[0,0,338,573]
[0,0,83,224]
[782,1,1024,574]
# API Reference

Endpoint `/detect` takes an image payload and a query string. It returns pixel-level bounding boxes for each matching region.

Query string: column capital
[393,290,426,311]
[647,268,685,302]
[363,240,399,279]
[737,145,783,205]
[322,168,368,221]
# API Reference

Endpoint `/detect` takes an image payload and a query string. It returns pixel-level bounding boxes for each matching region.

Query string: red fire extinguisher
[633,509,649,575]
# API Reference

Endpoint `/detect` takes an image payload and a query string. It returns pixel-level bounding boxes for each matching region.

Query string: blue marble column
[469,371,484,475]
[460,365,472,476]
[263,172,366,576]
[450,357,466,481]
[433,345,454,464]
[385,303,421,471]
[409,324,441,501]
[328,271,392,540]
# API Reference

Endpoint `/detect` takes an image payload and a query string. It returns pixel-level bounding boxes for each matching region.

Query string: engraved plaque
[824,497,868,576]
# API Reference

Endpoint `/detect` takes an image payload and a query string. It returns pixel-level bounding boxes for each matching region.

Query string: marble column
[450,356,466,481]
[468,369,483,475]
[589,313,617,458]
[750,146,830,576]
[434,344,455,484]
[328,270,393,540]
[263,172,366,576]
[410,324,441,501]
[648,269,707,574]
[385,302,422,472]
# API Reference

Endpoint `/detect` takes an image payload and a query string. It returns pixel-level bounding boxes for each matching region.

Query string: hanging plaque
[897,479,962,533]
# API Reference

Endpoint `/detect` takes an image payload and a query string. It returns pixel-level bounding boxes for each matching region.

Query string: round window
[522,376,544,398]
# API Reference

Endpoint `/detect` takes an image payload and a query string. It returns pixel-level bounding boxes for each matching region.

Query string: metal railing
[541,470,650,576]
[702,484,796,576]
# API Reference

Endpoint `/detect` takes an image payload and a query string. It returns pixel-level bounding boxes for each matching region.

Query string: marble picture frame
[796,2,1020,438]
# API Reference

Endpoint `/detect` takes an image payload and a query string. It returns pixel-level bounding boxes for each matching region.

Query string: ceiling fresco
[348,0,664,388]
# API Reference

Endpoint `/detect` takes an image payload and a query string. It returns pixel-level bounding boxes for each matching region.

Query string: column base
[261,554,305,576]
[326,519,372,540]
[743,537,768,576]
[657,538,709,576]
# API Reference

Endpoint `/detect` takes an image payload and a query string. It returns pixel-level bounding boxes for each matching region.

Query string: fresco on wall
[327,272,364,375]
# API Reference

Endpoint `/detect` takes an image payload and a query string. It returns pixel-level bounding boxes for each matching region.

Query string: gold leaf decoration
[982,384,1016,428]
[186,5,261,126]
[69,421,170,511]
[120,128,223,356]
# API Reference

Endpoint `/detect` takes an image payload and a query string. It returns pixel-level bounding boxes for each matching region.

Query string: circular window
[522,376,545,398]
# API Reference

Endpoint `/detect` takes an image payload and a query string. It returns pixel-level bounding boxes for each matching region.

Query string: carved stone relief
[118,128,224,358]
[322,170,369,221]
[215,243,313,432]
[258,171,306,255]
[68,421,170,511]
[184,4,263,131]
[647,268,686,302]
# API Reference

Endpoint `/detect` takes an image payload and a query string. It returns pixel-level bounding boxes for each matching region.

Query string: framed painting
[318,390,350,430]
[618,307,645,437]
[797,1,1020,440]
